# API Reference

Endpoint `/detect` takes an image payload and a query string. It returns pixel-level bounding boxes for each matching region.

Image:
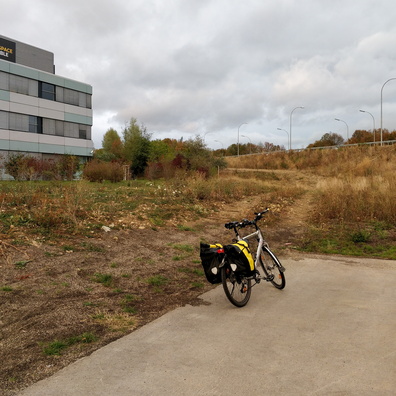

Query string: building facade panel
[9,101,39,116]
[0,90,10,103]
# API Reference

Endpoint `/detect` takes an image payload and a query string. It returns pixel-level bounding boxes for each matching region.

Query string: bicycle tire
[221,265,252,307]
[259,247,286,289]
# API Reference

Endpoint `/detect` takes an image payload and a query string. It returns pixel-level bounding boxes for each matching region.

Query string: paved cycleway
[19,256,396,395]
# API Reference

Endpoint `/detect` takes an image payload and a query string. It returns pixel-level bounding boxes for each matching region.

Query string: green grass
[178,267,204,277]
[92,273,113,287]
[14,260,31,269]
[171,243,194,253]
[177,225,196,232]
[190,281,205,288]
[42,332,97,356]
[145,275,168,287]
[299,225,396,259]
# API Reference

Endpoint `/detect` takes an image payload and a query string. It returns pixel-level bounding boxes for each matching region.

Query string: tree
[348,130,374,144]
[101,128,123,159]
[149,139,175,162]
[123,118,151,176]
[307,132,344,148]
[181,136,211,171]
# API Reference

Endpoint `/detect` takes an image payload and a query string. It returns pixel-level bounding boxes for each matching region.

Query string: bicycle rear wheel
[258,247,286,289]
[221,265,252,307]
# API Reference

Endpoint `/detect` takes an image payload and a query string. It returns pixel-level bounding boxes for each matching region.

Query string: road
[19,255,396,396]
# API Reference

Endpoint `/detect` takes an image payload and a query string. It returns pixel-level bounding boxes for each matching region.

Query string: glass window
[39,82,55,101]
[0,111,9,129]
[9,75,29,95]
[63,88,79,106]
[55,120,64,136]
[0,72,9,90]
[79,125,87,139]
[79,92,86,108]
[64,122,79,138]
[43,118,55,135]
[56,86,64,102]
[29,79,38,97]
[29,116,42,133]
[9,113,29,132]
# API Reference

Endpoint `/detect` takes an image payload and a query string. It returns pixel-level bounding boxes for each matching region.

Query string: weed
[1,286,13,292]
[146,275,168,287]
[171,243,194,253]
[191,282,205,288]
[93,273,113,287]
[124,294,136,302]
[178,267,204,277]
[14,260,31,269]
[192,268,204,276]
[177,225,196,232]
[351,230,371,243]
[122,306,137,314]
[42,332,97,356]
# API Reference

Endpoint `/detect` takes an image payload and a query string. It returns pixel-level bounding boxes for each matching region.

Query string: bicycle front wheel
[221,265,252,307]
[259,247,286,289]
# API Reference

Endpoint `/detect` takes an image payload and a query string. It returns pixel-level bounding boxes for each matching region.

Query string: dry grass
[311,176,396,225]
[226,145,396,226]
[0,171,305,243]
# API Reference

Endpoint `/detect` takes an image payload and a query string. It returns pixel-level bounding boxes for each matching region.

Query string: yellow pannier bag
[224,240,255,275]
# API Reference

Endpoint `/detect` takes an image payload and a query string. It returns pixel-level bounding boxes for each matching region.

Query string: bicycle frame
[237,229,265,271]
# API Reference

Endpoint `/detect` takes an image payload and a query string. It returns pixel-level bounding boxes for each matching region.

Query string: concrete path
[19,256,396,396]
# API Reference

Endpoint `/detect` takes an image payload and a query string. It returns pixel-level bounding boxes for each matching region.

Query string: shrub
[83,160,124,182]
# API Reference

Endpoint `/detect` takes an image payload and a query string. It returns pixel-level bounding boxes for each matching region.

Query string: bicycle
[220,209,286,307]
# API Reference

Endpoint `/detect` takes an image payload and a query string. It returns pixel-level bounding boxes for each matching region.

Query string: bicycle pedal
[265,275,274,282]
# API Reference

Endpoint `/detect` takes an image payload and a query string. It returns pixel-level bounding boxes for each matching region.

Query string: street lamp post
[380,78,396,146]
[241,134,252,154]
[359,109,376,143]
[277,128,290,150]
[335,118,349,142]
[214,139,224,149]
[290,106,304,150]
[237,123,247,156]
[203,131,211,142]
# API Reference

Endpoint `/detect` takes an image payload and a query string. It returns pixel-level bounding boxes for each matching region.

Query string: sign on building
[0,38,16,63]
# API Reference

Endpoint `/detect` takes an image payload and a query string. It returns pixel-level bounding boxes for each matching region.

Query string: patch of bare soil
[0,191,309,395]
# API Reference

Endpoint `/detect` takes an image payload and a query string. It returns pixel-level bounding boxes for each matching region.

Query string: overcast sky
[3,0,396,149]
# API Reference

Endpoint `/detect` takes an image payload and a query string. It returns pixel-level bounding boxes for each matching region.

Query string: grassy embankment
[226,145,396,259]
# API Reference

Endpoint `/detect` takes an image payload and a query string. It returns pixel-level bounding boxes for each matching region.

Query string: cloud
[2,0,396,149]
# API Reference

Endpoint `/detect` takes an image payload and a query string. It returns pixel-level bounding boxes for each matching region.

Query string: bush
[83,160,124,182]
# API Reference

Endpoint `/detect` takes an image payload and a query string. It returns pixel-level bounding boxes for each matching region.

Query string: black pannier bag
[224,240,255,276]
[200,243,224,284]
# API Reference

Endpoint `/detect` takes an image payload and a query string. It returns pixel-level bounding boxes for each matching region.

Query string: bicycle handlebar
[224,209,269,230]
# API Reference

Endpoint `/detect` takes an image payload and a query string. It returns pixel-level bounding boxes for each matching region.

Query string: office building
[0,35,93,179]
